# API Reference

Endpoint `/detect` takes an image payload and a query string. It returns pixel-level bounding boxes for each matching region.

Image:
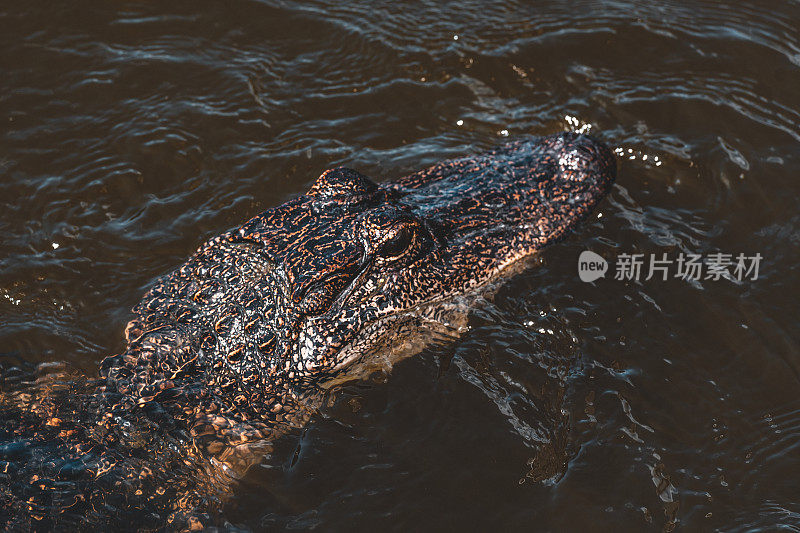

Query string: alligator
[0,131,615,530]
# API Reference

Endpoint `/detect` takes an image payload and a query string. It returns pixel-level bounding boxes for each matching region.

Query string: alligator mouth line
[325,247,557,377]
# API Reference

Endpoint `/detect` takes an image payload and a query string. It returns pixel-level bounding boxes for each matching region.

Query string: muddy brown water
[1,0,799,530]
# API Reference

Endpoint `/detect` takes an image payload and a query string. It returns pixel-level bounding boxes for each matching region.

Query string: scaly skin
[0,132,615,530]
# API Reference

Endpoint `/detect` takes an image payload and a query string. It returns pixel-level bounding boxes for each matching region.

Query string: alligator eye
[378,225,412,259]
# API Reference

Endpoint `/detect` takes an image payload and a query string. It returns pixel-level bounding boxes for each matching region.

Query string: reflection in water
[1,0,799,530]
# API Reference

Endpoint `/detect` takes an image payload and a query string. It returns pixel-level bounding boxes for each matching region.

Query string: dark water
[1,0,799,530]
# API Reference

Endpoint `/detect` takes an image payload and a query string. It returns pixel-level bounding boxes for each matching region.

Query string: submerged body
[0,132,615,529]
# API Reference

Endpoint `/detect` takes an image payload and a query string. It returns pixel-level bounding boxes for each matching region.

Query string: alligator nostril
[556,135,615,184]
[558,148,583,176]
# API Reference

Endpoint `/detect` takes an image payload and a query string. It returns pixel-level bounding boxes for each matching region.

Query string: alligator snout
[522,132,616,249]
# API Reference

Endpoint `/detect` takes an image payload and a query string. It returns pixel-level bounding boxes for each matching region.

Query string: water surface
[1,0,799,530]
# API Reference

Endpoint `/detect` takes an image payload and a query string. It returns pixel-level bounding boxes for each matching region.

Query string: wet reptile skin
[0,132,615,530]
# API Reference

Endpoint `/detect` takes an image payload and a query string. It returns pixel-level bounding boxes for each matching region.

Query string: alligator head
[101,131,615,431]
